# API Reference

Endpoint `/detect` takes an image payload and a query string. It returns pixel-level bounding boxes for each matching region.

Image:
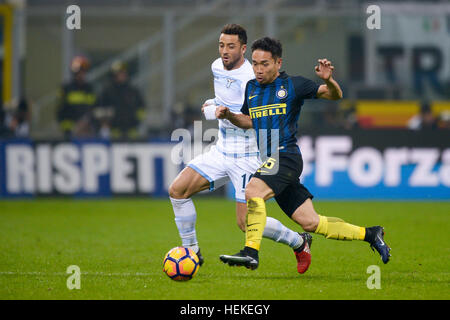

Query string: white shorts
[187,146,261,203]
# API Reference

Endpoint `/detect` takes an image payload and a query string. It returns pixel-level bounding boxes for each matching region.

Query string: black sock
[243,246,259,259]
[364,227,375,243]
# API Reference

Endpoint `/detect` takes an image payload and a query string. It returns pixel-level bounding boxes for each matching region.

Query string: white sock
[170,197,199,253]
[263,217,303,250]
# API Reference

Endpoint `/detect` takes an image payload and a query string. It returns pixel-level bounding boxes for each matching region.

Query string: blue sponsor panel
[153,157,166,197]
[224,132,450,200]
[71,139,112,198]
[0,139,35,198]
[0,140,180,198]
[0,140,5,197]
[226,165,450,201]
[0,134,449,200]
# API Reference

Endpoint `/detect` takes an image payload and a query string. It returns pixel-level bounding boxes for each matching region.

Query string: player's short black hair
[251,37,282,60]
[220,24,247,45]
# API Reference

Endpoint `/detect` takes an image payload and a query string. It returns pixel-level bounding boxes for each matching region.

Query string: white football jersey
[211,57,259,157]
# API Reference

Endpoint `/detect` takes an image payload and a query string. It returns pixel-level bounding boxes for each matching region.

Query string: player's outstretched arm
[315,58,343,100]
[216,106,253,129]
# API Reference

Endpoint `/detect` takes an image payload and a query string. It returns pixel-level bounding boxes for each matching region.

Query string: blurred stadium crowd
[1,55,147,139]
[1,54,446,140]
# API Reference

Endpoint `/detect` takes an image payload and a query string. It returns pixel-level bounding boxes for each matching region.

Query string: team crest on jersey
[226,78,235,88]
[276,88,287,99]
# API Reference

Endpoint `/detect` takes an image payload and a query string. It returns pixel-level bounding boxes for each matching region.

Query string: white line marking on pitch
[0,271,153,276]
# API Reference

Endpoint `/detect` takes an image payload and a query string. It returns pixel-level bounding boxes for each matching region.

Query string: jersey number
[256,157,276,174]
[262,158,276,169]
[241,173,253,189]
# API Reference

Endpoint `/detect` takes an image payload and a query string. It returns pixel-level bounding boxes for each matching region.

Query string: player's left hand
[216,106,230,119]
[315,58,334,81]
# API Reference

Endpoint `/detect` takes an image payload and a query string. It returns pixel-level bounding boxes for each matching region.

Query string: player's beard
[222,55,240,70]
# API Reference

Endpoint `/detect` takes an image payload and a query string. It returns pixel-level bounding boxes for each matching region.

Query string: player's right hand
[216,106,230,119]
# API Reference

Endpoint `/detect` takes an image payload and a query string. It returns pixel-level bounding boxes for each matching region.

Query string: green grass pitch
[0,198,449,300]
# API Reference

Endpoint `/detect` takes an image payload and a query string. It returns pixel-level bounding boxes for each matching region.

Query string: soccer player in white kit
[168,24,312,273]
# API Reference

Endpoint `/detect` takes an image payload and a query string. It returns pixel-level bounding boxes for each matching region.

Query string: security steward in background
[57,56,97,139]
[95,60,146,140]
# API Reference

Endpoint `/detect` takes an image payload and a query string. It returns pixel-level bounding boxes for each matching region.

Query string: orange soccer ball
[162,246,200,281]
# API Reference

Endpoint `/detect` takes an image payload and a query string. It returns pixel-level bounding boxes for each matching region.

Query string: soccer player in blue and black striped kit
[217,37,391,270]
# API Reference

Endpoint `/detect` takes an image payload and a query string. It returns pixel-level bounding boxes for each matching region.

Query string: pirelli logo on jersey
[249,103,287,119]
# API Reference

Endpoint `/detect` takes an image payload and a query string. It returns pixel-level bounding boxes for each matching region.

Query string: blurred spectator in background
[57,55,97,139]
[8,98,31,137]
[170,102,188,133]
[408,101,438,130]
[169,101,202,137]
[311,100,360,130]
[322,101,342,129]
[0,98,31,138]
[342,102,359,130]
[0,105,9,137]
[438,111,450,129]
[95,60,145,140]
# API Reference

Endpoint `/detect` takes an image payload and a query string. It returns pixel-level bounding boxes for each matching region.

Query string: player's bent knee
[245,185,262,200]
[168,184,178,198]
[168,183,188,199]
[301,216,320,232]
[291,202,320,232]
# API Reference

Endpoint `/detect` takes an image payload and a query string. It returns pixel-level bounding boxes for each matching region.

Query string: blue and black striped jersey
[240,71,319,157]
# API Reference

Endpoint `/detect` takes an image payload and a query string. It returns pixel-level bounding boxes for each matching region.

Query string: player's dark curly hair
[251,37,282,59]
[221,24,247,45]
